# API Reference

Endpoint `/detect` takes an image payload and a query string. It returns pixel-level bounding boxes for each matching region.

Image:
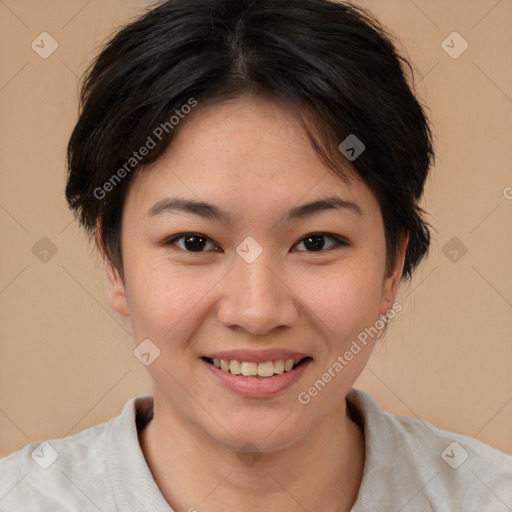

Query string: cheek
[298,259,384,345]
[123,252,215,342]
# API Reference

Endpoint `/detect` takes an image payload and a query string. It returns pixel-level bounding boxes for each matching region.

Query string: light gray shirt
[1,388,511,511]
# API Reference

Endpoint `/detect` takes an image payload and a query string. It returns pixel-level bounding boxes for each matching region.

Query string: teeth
[229,360,242,375]
[273,360,285,373]
[209,357,306,377]
[257,361,274,377]
[241,362,258,376]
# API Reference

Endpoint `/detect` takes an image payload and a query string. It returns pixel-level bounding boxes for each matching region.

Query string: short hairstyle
[65,0,435,281]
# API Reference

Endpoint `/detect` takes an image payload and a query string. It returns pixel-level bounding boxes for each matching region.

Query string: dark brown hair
[66,0,434,280]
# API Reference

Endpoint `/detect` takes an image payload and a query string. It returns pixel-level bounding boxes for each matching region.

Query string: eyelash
[161,232,349,254]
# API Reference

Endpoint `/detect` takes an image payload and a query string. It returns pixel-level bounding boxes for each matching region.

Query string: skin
[103,95,407,512]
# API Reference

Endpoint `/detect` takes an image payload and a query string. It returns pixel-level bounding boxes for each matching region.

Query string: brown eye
[292,233,347,252]
[164,233,218,253]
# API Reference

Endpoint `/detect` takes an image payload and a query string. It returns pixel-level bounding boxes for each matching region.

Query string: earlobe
[103,259,130,317]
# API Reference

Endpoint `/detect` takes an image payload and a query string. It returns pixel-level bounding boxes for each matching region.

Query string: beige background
[0,0,511,458]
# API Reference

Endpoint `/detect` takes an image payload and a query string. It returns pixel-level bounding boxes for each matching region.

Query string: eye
[163,233,219,253]
[162,232,348,254]
[292,232,348,252]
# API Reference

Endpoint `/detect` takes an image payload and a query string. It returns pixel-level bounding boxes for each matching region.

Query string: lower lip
[201,358,313,398]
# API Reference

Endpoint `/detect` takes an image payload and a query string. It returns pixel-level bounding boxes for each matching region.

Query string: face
[105,95,405,453]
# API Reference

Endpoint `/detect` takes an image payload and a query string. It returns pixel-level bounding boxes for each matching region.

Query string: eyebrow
[146,195,362,224]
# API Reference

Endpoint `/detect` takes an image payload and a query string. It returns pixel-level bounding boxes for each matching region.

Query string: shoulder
[0,397,141,511]
[347,388,512,511]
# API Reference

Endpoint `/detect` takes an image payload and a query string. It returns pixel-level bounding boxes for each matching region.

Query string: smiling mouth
[202,356,313,378]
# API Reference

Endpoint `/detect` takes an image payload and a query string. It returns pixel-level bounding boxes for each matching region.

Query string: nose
[216,250,299,336]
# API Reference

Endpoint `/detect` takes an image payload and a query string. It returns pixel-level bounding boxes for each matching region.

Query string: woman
[1,0,511,510]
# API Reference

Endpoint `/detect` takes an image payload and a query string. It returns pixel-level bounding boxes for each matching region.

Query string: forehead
[127,96,377,220]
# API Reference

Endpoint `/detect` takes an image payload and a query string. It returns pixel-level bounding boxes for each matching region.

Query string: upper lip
[201,349,311,363]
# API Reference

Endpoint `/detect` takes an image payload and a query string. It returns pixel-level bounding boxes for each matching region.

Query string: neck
[139,390,365,512]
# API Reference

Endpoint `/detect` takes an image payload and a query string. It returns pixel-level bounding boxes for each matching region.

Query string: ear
[96,226,130,317]
[380,232,409,315]
[103,258,130,317]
